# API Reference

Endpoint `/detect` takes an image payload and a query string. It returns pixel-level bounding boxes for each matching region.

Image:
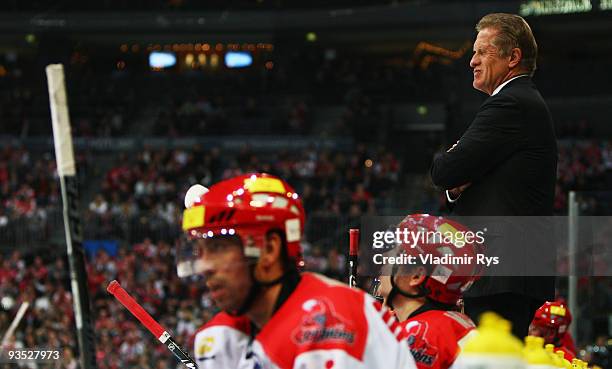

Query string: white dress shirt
[491,74,529,96]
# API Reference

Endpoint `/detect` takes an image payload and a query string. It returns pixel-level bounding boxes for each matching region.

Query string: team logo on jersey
[404,321,439,367]
[196,336,215,356]
[292,298,355,346]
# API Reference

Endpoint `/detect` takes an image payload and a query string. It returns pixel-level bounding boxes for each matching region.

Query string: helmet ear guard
[184,184,208,209]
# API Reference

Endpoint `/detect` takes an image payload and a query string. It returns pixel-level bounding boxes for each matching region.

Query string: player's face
[470,27,511,95]
[197,237,253,313]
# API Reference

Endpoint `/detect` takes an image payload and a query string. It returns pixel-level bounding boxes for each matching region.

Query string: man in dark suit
[430,13,558,337]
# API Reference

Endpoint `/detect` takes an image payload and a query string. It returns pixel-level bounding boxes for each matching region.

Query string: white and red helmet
[529,300,573,344]
[383,214,484,305]
[178,173,305,277]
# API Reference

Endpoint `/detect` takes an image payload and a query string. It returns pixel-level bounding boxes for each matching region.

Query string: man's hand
[448,182,471,199]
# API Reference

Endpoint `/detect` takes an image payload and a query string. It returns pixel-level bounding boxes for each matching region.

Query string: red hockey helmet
[382,214,484,305]
[530,301,572,343]
[178,173,305,277]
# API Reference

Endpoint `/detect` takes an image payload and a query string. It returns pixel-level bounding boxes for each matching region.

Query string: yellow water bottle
[453,312,525,369]
[545,344,563,368]
[524,336,555,369]
[555,351,573,369]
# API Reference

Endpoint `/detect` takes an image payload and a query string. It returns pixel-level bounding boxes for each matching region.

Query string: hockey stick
[106,280,198,369]
[46,64,97,369]
[0,302,29,352]
[348,229,359,288]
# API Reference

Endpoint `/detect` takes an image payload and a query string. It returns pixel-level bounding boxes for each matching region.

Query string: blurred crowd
[85,144,399,246]
[0,146,91,246]
[1,136,610,247]
[0,147,70,217]
[0,251,81,369]
[0,142,400,250]
[0,147,59,248]
[555,140,612,215]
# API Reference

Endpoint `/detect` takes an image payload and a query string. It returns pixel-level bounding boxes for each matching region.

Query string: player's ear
[409,266,427,287]
[261,232,283,267]
[508,47,522,69]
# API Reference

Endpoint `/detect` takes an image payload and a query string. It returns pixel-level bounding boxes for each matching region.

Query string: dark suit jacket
[430,76,558,299]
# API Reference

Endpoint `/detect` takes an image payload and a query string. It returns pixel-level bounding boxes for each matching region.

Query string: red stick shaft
[107,280,165,339]
[349,228,360,256]
[349,229,360,288]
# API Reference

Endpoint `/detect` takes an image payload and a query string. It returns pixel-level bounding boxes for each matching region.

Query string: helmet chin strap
[386,274,429,311]
[231,259,298,316]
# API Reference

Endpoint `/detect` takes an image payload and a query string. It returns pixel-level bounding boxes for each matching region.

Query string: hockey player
[372,214,483,369]
[528,300,576,361]
[180,173,416,369]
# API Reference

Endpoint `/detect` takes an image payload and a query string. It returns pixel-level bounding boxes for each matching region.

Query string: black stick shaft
[164,337,198,369]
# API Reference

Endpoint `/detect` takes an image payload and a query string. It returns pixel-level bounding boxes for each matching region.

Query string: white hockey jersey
[195,273,417,369]
[193,311,251,369]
